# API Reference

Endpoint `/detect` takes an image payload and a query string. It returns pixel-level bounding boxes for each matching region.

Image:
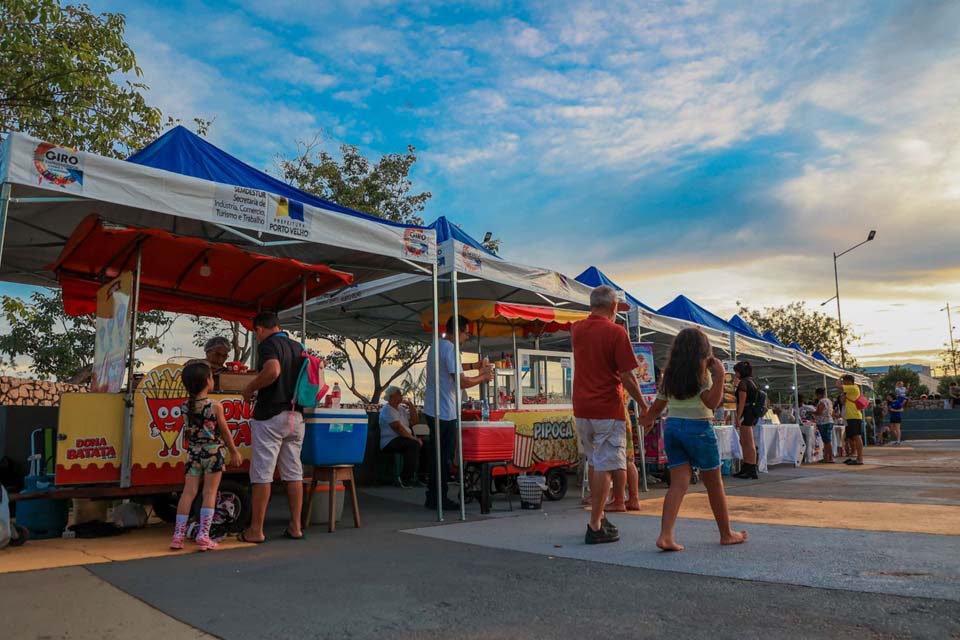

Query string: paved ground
[2,441,959,639]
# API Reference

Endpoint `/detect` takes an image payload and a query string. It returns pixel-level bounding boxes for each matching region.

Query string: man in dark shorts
[241,312,306,542]
[837,374,864,465]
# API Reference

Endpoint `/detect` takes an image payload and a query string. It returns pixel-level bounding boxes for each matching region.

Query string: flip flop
[282,529,305,540]
[238,531,266,544]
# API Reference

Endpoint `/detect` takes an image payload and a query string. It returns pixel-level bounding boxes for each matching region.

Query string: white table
[755,423,805,473]
[712,425,744,461]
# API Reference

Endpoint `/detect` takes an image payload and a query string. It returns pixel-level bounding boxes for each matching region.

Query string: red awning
[49,215,353,327]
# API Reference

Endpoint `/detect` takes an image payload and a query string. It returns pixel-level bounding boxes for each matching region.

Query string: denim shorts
[817,422,833,444]
[664,417,720,471]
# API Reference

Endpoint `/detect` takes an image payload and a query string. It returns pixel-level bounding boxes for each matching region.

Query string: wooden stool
[301,464,361,533]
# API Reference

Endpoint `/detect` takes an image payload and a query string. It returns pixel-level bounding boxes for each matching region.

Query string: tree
[875,366,928,400]
[190,316,252,364]
[938,342,959,378]
[280,137,432,403]
[937,375,960,397]
[399,366,426,406]
[736,301,861,368]
[0,289,175,382]
[0,0,208,157]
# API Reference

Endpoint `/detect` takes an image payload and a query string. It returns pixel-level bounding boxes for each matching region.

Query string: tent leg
[431,264,443,522]
[793,361,800,424]
[0,183,10,268]
[452,271,466,521]
[120,244,143,489]
[301,277,308,343]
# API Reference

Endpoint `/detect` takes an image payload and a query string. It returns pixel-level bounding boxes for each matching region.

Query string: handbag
[854,393,870,411]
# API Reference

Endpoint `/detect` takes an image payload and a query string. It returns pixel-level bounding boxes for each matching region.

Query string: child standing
[170,361,243,551]
[639,328,748,551]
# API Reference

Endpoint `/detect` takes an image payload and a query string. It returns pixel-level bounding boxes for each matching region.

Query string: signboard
[91,272,133,393]
[631,342,658,405]
[501,409,578,467]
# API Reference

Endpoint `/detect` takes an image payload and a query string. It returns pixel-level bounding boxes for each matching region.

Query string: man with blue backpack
[241,311,308,543]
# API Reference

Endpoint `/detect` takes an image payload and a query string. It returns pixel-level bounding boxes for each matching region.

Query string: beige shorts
[250,411,305,484]
[576,417,627,472]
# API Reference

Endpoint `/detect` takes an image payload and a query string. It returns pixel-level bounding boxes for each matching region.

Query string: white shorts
[576,418,627,472]
[250,411,305,484]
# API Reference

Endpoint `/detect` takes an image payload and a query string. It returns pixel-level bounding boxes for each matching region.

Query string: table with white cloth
[712,425,744,461]
[754,423,805,473]
[800,422,824,463]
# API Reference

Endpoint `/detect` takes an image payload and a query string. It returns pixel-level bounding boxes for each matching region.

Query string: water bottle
[331,382,341,409]
[481,397,490,422]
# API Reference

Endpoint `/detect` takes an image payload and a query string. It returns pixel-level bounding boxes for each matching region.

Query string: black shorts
[845,419,863,440]
[890,413,902,424]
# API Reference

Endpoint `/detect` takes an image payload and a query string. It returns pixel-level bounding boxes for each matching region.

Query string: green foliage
[282,135,433,403]
[937,375,960,397]
[280,135,430,225]
[400,367,426,406]
[875,366,928,399]
[0,289,174,381]
[190,316,251,363]
[0,0,209,157]
[736,301,861,367]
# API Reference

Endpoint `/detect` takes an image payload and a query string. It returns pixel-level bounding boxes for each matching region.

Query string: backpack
[747,380,767,419]
[294,343,328,409]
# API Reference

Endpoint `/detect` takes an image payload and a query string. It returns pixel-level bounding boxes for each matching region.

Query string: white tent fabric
[0,132,436,287]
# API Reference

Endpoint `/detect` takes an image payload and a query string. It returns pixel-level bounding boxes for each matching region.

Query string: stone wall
[0,376,88,407]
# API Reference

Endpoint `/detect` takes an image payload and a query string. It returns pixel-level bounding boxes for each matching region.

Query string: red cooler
[461,421,516,462]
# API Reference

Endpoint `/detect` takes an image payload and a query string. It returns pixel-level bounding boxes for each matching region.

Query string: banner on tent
[91,272,133,393]
[32,142,85,193]
[631,343,657,398]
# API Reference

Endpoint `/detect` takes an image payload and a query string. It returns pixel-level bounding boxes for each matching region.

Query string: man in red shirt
[573,285,648,544]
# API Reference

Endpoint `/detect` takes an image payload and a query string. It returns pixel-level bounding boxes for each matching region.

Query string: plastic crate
[301,409,368,466]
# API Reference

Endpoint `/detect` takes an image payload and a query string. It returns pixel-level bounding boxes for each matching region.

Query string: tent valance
[422,299,590,338]
[51,215,353,327]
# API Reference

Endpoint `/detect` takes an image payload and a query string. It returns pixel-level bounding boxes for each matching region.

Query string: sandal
[238,531,266,544]
[282,529,305,540]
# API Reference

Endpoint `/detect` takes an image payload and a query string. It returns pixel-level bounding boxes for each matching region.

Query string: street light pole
[825,230,876,370]
[942,302,957,376]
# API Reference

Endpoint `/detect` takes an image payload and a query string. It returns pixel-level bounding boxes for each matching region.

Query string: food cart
[424,300,588,506]
[45,214,353,526]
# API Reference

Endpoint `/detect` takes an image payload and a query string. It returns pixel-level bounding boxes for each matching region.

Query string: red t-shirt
[571,314,638,420]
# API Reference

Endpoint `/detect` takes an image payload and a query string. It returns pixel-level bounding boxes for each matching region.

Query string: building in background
[862,363,939,395]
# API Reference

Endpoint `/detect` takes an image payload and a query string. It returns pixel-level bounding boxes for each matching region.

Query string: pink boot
[195,507,217,552]
[170,514,188,550]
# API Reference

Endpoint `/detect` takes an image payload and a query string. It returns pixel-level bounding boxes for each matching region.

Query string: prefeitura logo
[462,244,482,273]
[33,142,84,190]
[404,229,429,257]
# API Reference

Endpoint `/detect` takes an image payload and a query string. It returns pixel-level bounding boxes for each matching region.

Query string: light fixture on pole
[941,302,958,377]
[820,229,876,369]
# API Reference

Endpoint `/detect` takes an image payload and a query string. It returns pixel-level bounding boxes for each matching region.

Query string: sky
[5,0,960,379]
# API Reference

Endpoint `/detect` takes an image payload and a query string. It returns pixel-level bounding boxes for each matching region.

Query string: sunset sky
[5,0,960,376]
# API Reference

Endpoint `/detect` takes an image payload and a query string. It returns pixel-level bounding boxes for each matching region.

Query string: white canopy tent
[0,130,440,491]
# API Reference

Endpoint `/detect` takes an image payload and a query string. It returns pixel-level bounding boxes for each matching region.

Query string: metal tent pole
[431,264,443,522]
[793,360,800,424]
[120,244,143,488]
[0,183,11,267]
[301,277,308,343]
[451,270,466,520]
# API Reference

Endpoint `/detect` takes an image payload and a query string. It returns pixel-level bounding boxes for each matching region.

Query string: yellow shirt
[658,371,714,420]
[842,384,863,420]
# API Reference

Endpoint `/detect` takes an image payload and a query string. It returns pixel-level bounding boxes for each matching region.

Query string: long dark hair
[181,361,211,427]
[662,328,712,400]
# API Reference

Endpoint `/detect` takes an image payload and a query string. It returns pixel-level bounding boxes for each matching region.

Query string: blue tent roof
[428,216,497,257]
[728,314,764,339]
[127,126,424,230]
[812,351,840,368]
[762,331,787,347]
[788,342,807,353]
[658,295,736,334]
[574,267,656,312]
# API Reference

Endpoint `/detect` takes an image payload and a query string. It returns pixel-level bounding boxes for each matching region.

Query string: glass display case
[516,348,574,410]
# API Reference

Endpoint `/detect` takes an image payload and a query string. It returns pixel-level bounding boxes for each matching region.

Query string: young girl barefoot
[170,361,242,551]
[639,328,747,551]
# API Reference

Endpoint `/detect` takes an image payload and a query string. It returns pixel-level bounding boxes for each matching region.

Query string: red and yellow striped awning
[422,299,589,338]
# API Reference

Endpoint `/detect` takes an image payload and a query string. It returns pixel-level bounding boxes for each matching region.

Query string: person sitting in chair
[379,386,422,488]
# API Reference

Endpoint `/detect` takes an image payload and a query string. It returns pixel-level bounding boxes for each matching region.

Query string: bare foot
[720,530,749,546]
[625,501,642,511]
[605,503,627,512]
[656,536,684,552]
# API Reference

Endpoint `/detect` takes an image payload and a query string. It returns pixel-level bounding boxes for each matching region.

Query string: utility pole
[943,303,957,377]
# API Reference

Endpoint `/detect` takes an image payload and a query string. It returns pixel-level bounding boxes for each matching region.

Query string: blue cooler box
[301,409,369,466]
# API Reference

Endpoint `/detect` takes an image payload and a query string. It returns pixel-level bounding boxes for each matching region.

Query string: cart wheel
[151,492,180,523]
[217,478,251,532]
[494,475,517,495]
[544,468,568,501]
[461,463,481,504]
